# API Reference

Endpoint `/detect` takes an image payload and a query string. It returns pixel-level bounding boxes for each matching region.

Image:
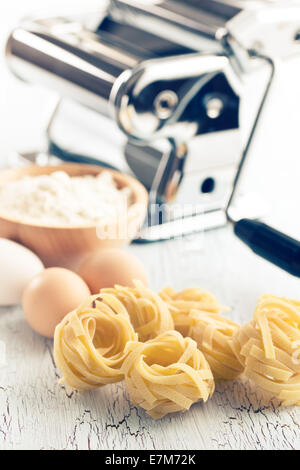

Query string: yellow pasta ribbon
[160,287,241,381]
[230,294,300,406]
[54,294,138,390]
[189,310,243,381]
[122,330,215,419]
[101,281,174,341]
[160,287,228,335]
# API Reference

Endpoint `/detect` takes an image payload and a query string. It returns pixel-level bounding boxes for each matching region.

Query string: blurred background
[0,0,300,240]
[0,0,102,166]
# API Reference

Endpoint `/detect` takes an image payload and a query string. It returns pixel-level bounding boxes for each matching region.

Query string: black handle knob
[234,219,300,278]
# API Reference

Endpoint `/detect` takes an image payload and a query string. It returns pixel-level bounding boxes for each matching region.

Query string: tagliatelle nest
[231,295,300,406]
[188,310,243,381]
[101,281,174,342]
[122,330,215,419]
[159,287,228,336]
[159,287,241,381]
[54,294,138,390]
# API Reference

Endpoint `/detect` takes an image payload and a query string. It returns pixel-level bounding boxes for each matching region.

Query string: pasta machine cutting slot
[5,0,300,276]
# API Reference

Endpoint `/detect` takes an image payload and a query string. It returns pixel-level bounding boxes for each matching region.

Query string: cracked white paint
[1,0,300,451]
[1,229,300,450]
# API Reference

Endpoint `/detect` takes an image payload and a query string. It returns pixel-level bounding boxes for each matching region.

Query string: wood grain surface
[1,228,300,450]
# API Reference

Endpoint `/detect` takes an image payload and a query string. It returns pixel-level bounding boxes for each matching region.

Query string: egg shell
[0,238,44,306]
[22,267,91,338]
[78,249,148,294]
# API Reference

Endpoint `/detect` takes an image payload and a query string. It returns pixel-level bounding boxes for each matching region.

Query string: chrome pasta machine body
[6,0,300,241]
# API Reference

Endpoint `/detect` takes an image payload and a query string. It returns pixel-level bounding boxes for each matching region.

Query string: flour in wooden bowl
[0,170,132,227]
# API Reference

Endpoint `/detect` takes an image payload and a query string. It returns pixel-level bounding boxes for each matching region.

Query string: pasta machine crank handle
[234,219,300,278]
[224,50,300,278]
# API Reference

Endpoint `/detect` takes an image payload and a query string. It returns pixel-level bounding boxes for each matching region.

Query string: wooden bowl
[0,163,148,268]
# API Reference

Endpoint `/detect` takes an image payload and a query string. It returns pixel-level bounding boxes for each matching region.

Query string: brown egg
[22,267,91,338]
[78,249,148,294]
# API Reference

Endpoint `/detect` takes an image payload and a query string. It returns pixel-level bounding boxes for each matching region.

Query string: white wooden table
[1,228,300,450]
[1,0,300,451]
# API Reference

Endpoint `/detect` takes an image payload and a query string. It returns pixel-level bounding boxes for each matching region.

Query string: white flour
[0,171,132,226]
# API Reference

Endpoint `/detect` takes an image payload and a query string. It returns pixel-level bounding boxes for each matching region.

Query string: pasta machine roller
[5,1,300,275]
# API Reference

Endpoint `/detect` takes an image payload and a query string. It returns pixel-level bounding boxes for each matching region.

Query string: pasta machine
[5,1,300,274]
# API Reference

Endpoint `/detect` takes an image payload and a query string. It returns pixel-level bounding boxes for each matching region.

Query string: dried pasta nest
[101,281,174,342]
[122,330,215,419]
[54,294,138,390]
[231,295,300,406]
[189,310,243,381]
[159,287,227,336]
[160,287,241,381]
